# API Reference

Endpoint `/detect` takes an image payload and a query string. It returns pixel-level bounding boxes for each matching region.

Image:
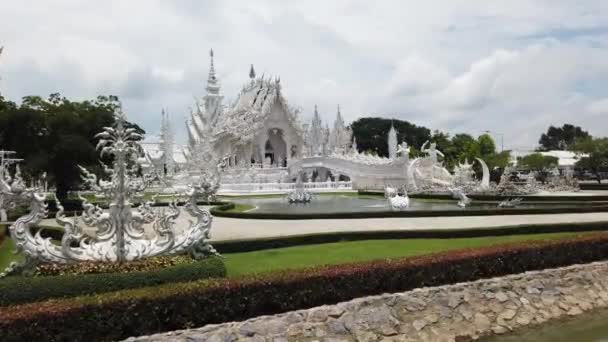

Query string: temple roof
[213,75,305,146]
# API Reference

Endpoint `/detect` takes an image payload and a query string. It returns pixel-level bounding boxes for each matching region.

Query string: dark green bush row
[2,234,608,341]
[580,183,608,191]
[0,225,5,244]
[214,221,608,253]
[211,201,608,219]
[0,256,226,307]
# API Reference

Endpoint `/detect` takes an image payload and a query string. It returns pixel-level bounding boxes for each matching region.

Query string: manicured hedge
[0,256,226,307]
[2,234,608,341]
[580,183,608,191]
[214,221,608,253]
[211,201,608,219]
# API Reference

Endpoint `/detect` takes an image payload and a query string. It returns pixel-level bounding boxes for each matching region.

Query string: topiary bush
[2,233,608,341]
[0,256,225,306]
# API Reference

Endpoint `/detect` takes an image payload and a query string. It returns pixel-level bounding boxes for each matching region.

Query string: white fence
[219,181,353,194]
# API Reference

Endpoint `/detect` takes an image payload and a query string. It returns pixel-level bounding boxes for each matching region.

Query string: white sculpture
[397,141,410,158]
[0,151,24,222]
[450,187,472,208]
[286,176,312,203]
[385,186,409,210]
[2,111,219,278]
[421,141,444,166]
[498,198,523,208]
[476,157,491,190]
[388,123,398,160]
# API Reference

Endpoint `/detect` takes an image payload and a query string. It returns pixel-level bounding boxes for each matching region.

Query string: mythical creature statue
[1,111,219,278]
[450,187,472,208]
[498,198,523,208]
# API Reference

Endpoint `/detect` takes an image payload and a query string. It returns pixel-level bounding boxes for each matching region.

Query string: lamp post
[484,130,504,152]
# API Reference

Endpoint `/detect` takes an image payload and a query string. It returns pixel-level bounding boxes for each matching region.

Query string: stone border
[127,261,608,341]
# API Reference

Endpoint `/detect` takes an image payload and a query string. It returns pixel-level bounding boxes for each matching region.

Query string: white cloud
[0,0,607,148]
[587,98,608,115]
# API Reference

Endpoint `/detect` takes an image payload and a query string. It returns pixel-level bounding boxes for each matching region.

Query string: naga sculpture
[450,187,472,208]
[1,111,218,278]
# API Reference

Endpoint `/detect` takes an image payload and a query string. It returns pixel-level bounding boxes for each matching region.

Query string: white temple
[145,49,489,194]
[182,50,355,187]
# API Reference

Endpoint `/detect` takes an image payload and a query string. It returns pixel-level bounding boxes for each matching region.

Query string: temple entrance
[264,128,287,167]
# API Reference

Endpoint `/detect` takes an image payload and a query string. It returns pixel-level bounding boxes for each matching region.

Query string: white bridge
[219,180,353,194]
[288,156,407,179]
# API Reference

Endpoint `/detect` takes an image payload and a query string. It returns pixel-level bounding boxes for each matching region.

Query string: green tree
[538,124,590,151]
[0,94,144,200]
[572,138,608,184]
[477,134,497,157]
[518,153,558,183]
[351,117,431,157]
[451,134,480,163]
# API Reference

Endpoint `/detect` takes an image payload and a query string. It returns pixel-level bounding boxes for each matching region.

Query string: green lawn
[0,231,598,278]
[0,238,22,271]
[222,232,595,277]
[224,203,256,213]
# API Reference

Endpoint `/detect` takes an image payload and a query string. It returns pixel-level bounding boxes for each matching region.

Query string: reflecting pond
[480,309,608,342]
[231,194,587,214]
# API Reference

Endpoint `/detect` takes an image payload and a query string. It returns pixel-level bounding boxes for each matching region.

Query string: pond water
[231,194,584,214]
[480,309,608,342]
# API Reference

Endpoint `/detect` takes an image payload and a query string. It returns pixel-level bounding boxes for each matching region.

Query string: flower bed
[0,256,225,306]
[34,254,198,276]
[2,233,608,341]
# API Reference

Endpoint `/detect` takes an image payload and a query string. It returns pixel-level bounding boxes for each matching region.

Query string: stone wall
[127,261,608,342]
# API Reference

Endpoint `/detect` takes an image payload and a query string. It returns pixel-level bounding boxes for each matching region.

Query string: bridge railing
[219,181,353,194]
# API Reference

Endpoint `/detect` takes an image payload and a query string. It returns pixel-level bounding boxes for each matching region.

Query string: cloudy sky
[1,1,607,150]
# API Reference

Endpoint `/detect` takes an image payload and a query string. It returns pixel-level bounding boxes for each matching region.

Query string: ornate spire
[388,120,398,160]
[206,48,220,95]
[249,64,256,79]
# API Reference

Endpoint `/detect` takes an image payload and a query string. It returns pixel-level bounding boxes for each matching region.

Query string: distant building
[511,150,587,175]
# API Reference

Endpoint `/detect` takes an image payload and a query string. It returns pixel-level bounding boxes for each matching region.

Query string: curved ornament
[475,157,490,190]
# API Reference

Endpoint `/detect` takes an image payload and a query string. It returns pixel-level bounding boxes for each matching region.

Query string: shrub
[2,234,608,341]
[34,254,197,276]
[0,256,225,306]
[0,225,5,245]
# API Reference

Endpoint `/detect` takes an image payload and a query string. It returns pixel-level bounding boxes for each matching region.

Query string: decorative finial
[209,49,215,78]
[249,64,256,79]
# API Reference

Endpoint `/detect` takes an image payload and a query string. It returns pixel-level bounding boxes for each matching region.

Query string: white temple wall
[351,176,407,191]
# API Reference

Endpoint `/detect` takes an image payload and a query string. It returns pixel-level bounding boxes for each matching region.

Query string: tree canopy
[518,153,558,183]
[538,124,590,151]
[572,137,608,183]
[350,117,431,157]
[0,94,144,199]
